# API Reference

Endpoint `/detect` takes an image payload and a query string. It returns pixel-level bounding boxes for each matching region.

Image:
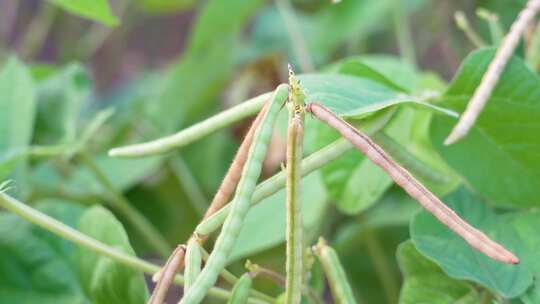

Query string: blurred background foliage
[0,0,537,303]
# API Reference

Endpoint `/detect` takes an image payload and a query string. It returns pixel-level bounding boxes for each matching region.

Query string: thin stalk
[149,245,186,304]
[313,238,357,304]
[170,156,208,217]
[78,152,171,257]
[285,115,304,304]
[476,8,504,45]
[199,249,276,303]
[17,2,56,60]
[454,11,487,48]
[0,191,266,304]
[307,102,519,264]
[393,0,417,66]
[446,0,540,145]
[246,261,323,304]
[195,138,353,236]
[275,0,314,72]
[526,20,540,71]
[109,92,271,158]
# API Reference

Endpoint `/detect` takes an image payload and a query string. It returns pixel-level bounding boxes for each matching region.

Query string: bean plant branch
[455,11,487,48]
[148,245,186,304]
[0,191,267,304]
[445,0,540,145]
[476,8,504,45]
[108,92,271,158]
[307,102,519,264]
[78,152,172,257]
[285,67,305,304]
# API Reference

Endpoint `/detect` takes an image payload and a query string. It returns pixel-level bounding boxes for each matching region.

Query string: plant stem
[17,2,57,60]
[445,0,540,145]
[454,11,487,48]
[195,138,353,236]
[476,8,504,45]
[393,0,417,66]
[78,152,171,257]
[109,92,271,158]
[275,0,315,72]
[0,191,268,304]
[149,245,186,304]
[285,115,304,304]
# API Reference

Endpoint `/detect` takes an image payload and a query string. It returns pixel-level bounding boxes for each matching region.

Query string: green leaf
[431,48,540,207]
[336,55,418,92]
[0,201,86,303]
[46,0,119,26]
[74,206,148,304]
[230,172,328,261]
[397,240,480,304]
[0,57,36,184]
[411,187,534,298]
[297,74,453,119]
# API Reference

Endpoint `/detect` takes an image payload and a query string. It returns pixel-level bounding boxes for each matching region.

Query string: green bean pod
[226,273,253,304]
[313,238,357,304]
[179,84,289,304]
[183,238,202,293]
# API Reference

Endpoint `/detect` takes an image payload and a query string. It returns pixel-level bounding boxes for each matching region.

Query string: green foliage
[432,48,540,207]
[411,187,535,299]
[398,240,480,304]
[45,0,119,26]
[74,206,148,304]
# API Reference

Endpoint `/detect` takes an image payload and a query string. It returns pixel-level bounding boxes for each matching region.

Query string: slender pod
[372,132,448,184]
[184,239,202,293]
[445,0,540,145]
[285,66,305,304]
[149,245,186,304]
[180,84,289,304]
[307,102,519,264]
[109,92,270,158]
[313,238,357,304]
[227,273,254,304]
[203,103,269,220]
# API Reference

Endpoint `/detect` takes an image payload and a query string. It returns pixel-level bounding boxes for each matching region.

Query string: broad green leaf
[0,57,36,185]
[336,55,418,92]
[46,0,119,26]
[411,187,533,298]
[431,48,540,207]
[230,172,328,261]
[75,206,148,304]
[397,240,480,304]
[0,201,86,303]
[297,74,454,119]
